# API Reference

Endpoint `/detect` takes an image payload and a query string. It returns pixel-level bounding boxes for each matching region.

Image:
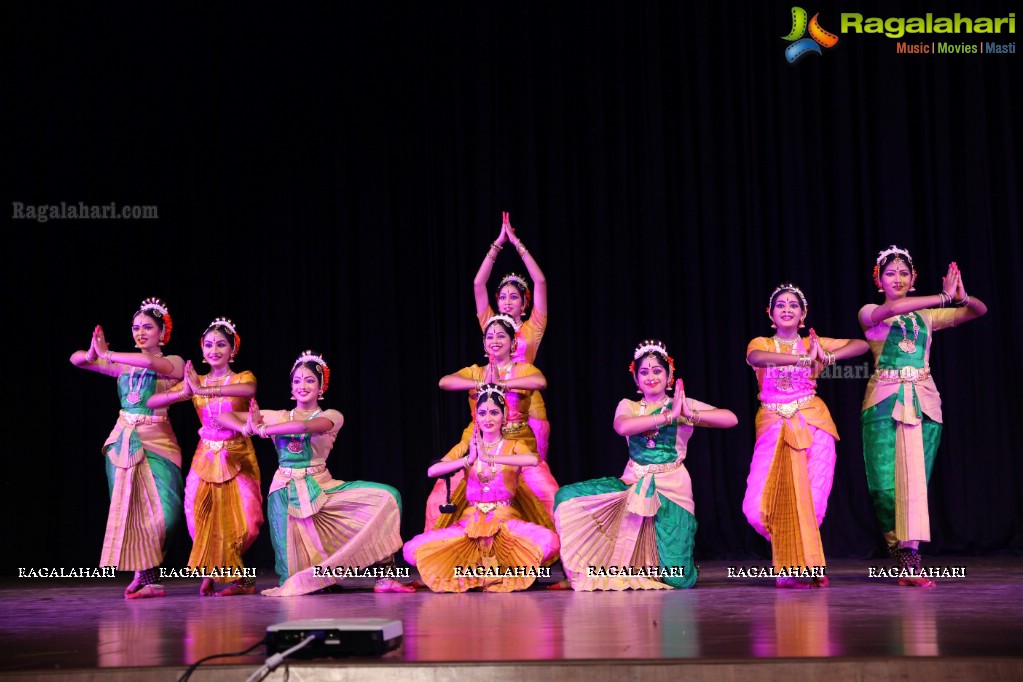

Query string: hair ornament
[766,283,808,312]
[873,245,917,290]
[137,296,173,343]
[205,317,241,358]
[477,382,506,401]
[875,244,914,266]
[292,349,330,394]
[484,313,521,332]
[499,273,529,290]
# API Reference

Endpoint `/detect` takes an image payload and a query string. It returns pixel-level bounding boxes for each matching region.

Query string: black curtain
[13,0,1021,574]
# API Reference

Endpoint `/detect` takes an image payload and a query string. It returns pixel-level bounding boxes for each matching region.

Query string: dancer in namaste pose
[424,211,553,531]
[218,350,413,595]
[404,384,559,592]
[148,317,262,596]
[70,297,185,599]
[859,246,985,587]
[743,284,868,588]
[553,340,737,590]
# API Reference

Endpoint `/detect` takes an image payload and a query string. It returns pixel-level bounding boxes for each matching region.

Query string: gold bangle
[490,241,503,251]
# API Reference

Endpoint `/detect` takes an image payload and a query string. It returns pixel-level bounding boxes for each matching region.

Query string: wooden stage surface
[1,557,1022,681]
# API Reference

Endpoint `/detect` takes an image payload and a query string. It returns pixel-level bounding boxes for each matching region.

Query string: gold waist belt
[278,463,326,479]
[468,499,513,513]
[201,435,244,450]
[875,366,930,383]
[119,410,169,425]
[629,459,683,476]
[760,393,815,418]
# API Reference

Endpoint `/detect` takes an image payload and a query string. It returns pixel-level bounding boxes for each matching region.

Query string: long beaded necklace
[286,408,321,453]
[638,395,669,448]
[125,368,145,405]
[895,313,920,354]
[477,438,503,492]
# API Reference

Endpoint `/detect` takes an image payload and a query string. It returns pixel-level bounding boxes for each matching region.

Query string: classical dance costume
[553,398,703,590]
[259,409,404,596]
[404,438,560,592]
[424,363,560,550]
[181,371,263,582]
[100,365,184,571]
[423,307,552,530]
[742,337,840,573]
[479,305,550,458]
[861,309,957,547]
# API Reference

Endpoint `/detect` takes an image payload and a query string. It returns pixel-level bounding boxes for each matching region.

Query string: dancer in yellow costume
[149,317,262,596]
[743,284,867,588]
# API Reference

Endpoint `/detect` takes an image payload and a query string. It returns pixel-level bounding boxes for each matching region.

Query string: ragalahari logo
[783,7,839,62]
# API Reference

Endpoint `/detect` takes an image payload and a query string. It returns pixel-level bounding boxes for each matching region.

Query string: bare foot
[546,579,573,590]
[408,579,427,589]
[898,576,936,588]
[775,576,812,589]
[199,578,216,597]
[374,578,416,593]
[214,580,257,597]
[813,575,830,588]
[125,584,166,600]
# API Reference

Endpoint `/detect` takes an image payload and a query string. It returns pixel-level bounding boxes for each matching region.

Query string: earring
[799,318,806,329]
[909,286,916,292]
[878,288,884,293]
[318,390,324,398]
[202,358,209,364]
[770,323,777,329]
[229,354,236,363]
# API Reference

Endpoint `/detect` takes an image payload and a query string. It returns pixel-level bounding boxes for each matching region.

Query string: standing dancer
[70,297,184,599]
[218,350,413,595]
[423,212,551,530]
[404,384,560,592]
[743,284,868,588]
[148,317,262,596]
[859,247,986,586]
[553,340,737,590]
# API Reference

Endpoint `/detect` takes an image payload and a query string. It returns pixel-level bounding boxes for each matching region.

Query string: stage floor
[2,557,1022,680]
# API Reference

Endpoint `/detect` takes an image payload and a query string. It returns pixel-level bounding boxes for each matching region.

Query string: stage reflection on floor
[2,558,1022,672]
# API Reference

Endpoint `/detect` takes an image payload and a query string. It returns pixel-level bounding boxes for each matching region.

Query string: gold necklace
[477,438,502,491]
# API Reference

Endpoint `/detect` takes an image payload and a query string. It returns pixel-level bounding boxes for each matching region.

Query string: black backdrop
[13,0,1021,575]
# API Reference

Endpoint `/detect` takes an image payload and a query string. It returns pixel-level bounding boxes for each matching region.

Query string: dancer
[554,340,737,590]
[743,284,869,588]
[859,247,986,586]
[430,314,559,536]
[70,297,185,599]
[404,384,560,592]
[423,211,551,531]
[148,317,262,596]
[218,350,413,595]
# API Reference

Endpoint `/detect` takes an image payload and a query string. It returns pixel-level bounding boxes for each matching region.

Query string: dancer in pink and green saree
[219,350,412,595]
[70,297,185,600]
[553,340,737,590]
[859,246,986,587]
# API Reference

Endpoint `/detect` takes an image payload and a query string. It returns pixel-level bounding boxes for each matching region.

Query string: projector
[266,618,403,658]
